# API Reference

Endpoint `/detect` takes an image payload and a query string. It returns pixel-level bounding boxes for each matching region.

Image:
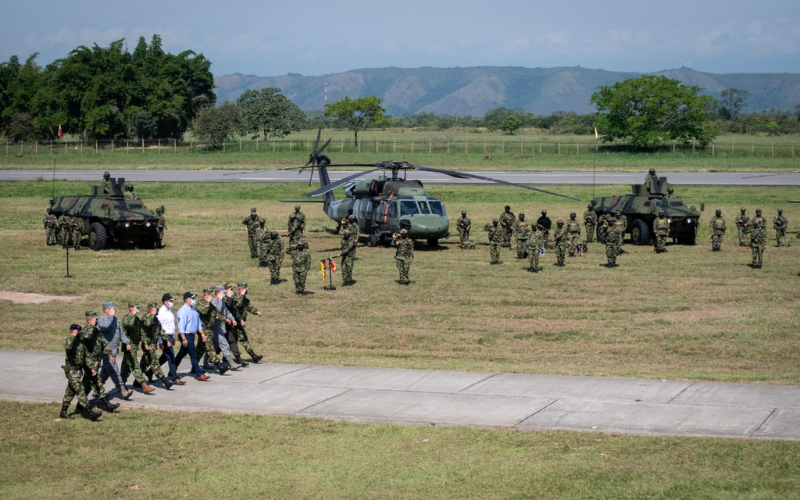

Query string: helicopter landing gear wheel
[368,233,378,247]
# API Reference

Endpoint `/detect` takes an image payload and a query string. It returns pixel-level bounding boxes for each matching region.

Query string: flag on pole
[328,256,336,273]
[58,124,63,139]
[320,260,326,284]
[594,127,598,141]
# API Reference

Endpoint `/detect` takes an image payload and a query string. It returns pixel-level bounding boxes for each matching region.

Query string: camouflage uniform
[527,226,545,272]
[553,221,568,266]
[140,308,167,380]
[255,222,269,266]
[102,172,111,194]
[653,212,670,253]
[196,295,224,365]
[566,214,581,256]
[266,231,285,284]
[288,207,306,247]
[79,323,111,399]
[44,210,57,245]
[513,215,531,259]
[242,209,264,258]
[605,224,620,267]
[62,330,90,412]
[394,232,414,284]
[613,214,626,252]
[499,207,515,248]
[749,211,768,268]
[58,214,71,248]
[70,213,82,250]
[456,212,475,250]
[290,245,312,293]
[340,231,357,285]
[230,285,263,360]
[644,168,657,192]
[121,309,147,386]
[536,211,552,248]
[597,213,611,243]
[773,211,789,247]
[583,206,596,243]
[345,216,359,239]
[710,211,726,251]
[155,207,167,248]
[735,209,749,247]
[485,220,503,264]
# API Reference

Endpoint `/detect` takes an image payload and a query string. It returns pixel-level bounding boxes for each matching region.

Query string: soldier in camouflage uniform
[78,310,120,413]
[566,213,581,256]
[613,210,627,253]
[499,206,515,248]
[44,208,57,246]
[242,208,264,259]
[290,205,306,246]
[536,210,552,248]
[58,213,71,248]
[60,323,102,421]
[266,230,285,285]
[513,213,531,259]
[256,219,269,267]
[121,302,155,394]
[230,283,264,363]
[102,171,111,194]
[140,303,174,389]
[553,219,568,266]
[605,221,620,268]
[749,208,767,268]
[290,243,312,293]
[456,210,475,250]
[155,206,167,248]
[597,212,611,243]
[394,229,414,284]
[583,204,596,243]
[710,209,726,251]
[337,230,357,286]
[527,225,545,272]
[485,219,503,265]
[70,210,82,250]
[345,214,359,239]
[735,207,749,247]
[196,289,229,374]
[774,209,790,247]
[653,210,670,253]
[644,168,657,193]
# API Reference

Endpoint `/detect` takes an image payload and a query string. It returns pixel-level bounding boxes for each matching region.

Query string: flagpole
[593,127,598,200]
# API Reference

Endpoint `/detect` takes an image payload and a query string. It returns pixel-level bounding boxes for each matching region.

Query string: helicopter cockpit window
[428,201,445,216]
[389,202,397,218]
[418,201,431,214]
[400,201,419,216]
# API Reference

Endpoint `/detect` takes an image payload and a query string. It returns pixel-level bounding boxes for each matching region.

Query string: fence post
[141,137,144,152]
[174,139,177,154]
[411,139,414,154]
[239,138,242,151]
[465,140,468,154]
[358,140,361,153]
[576,142,579,154]
[557,142,560,154]
[502,139,505,154]
[523,140,526,153]
[393,139,396,154]
[483,141,486,154]
[447,141,450,154]
[96,141,98,154]
[376,140,379,154]
[772,144,774,158]
[429,141,431,154]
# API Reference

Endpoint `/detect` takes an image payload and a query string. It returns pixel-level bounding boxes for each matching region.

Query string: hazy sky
[2,0,798,76]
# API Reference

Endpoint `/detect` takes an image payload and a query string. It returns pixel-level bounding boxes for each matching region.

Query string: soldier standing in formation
[70,210,82,250]
[230,283,264,363]
[44,208,57,245]
[266,231,284,285]
[290,243,311,293]
[256,219,269,267]
[456,210,475,250]
[604,220,620,268]
[513,213,530,259]
[59,212,71,248]
[613,210,626,253]
[242,208,263,259]
[735,207,749,246]
[566,213,581,257]
[121,301,155,394]
[337,230,357,286]
[710,209,726,251]
[583,204,596,243]
[527,225,545,272]
[749,208,767,268]
[536,210,552,248]
[485,219,503,265]
[553,219,568,267]
[155,206,167,248]
[60,323,101,421]
[653,211,670,253]
[288,206,306,247]
[499,206,515,248]
[774,209,790,247]
[394,229,414,284]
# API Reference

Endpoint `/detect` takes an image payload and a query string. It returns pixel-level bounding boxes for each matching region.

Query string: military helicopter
[285,129,579,247]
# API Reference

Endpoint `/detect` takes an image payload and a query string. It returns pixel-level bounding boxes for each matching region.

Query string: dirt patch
[0,291,80,304]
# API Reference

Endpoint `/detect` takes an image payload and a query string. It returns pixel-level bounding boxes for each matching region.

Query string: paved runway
[1,169,799,186]
[3,350,797,440]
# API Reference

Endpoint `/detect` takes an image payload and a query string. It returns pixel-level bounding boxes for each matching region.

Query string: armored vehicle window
[400,201,419,216]
[429,201,445,216]
[670,202,682,207]
[418,201,431,214]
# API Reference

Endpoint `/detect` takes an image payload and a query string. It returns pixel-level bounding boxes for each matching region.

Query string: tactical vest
[713,219,725,230]
[567,221,580,232]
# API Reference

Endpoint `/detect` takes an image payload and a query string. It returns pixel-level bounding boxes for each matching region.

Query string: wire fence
[4,137,799,158]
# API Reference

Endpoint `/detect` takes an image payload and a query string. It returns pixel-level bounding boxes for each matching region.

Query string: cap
[69,323,81,331]
[183,291,196,301]
[237,282,247,288]
[214,285,226,293]
[102,301,114,310]
[85,310,98,318]
[146,302,158,310]
[224,282,235,290]
[127,301,139,308]
[251,207,257,213]
[202,287,214,295]
[161,293,174,302]
[296,243,304,250]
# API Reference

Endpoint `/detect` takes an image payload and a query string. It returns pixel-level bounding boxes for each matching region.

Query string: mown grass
[1,181,798,384]
[0,401,798,500]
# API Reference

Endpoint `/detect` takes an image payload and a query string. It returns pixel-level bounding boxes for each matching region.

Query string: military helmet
[570,212,576,219]
[295,205,301,211]
[492,218,498,224]
[756,208,762,214]
[461,210,466,216]
[348,214,356,221]
[715,209,721,216]
[296,243,304,250]
[251,207,257,213]
[557,219,564,225]
[103,171,110,179]
[587,204,593,209]
[504,205,511,211]
[400,229,408,235]
[668,187,674,193]
[270,230,278,237]
[658,210,665,216]
[519,212,525,219]
[740,207,746,213]
[46,208,52,214]
[778,208,783,214]
[649,168,656,175]
[541,210,547,216]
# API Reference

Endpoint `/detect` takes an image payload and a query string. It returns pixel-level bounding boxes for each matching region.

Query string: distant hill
[214,66,800,117]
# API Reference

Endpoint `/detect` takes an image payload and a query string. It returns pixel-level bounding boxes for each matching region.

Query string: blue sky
[2,0,798,76]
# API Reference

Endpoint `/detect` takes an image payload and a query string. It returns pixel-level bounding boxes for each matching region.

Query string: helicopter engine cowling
[349,179,382,197]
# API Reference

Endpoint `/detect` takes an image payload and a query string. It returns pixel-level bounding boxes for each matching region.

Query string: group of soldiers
[43,206,83,250]
[712,207,790,268]
[59,283,266,421]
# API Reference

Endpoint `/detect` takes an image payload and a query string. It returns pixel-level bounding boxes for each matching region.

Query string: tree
[236,87,305,138]
[591,75,716,149]
[190,102,243,148]
[323,96,388,146]
[719,88,749,122]
[500,115,522,135]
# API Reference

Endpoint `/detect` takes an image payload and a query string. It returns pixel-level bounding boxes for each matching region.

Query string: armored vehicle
[593,176,700,246]
[51,177,163,250]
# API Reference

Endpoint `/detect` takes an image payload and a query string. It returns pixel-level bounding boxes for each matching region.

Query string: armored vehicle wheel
[427,238,439,247]
[596,224,605,244]
[368,232,378,247]
[630,219,650,246]
[88,222,107,251]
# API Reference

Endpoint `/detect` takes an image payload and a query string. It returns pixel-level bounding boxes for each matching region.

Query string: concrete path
[1,169,799,186]
[2,350,798,440]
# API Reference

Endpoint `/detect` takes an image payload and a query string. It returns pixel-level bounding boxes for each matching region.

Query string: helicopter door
[374,202,388,231]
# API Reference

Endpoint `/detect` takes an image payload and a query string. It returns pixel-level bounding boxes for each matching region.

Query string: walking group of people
[60,283,265,420]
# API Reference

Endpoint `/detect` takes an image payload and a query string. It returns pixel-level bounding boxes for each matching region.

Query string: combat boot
[75,402,84,412]
[216,362,229,375]
[59,404,73,420]
[116,385,133,400]
[100,396,120,412]
[225,357,242,370]
[247,350,263,363]
[141,381,155,394]
[160,376,174,390]
[84,406,102,421]
[234,355,249,367]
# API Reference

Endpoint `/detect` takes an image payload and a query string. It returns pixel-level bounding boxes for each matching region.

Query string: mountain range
[214,66,800,117]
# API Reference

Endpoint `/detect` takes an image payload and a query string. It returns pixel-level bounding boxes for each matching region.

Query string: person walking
[211,285,241,369]
[157,293,185,385]
[120,302,155,394]
[60,323,102,421]
[175,292,210,381]
[96,302,134,400]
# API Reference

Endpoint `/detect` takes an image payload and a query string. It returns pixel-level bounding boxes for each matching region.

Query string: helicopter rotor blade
[317,138,331,156]
[302,167,384,197]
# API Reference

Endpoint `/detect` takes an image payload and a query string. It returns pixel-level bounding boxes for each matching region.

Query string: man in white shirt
[157,293,185,385]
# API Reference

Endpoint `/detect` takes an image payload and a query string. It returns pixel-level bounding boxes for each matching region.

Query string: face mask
[190,299,196,307]
[168,301,174,309]
[136,308,140,314]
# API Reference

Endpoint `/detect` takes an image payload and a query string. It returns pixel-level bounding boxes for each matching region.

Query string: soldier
[527,225,545,272]
[666,187,675,198]
[644,168,657,192]
[498,206,515,248]
[140,303,174,390]
[597,212,610,243]
[60,323,101,421]
[44,208,58,246]
[221,283,244,365]
[536,210,552,248]
[290,243,312,293]
[583,204,596,243]
[254,219,269,267]
[710,209,726,251]
[513,213,531,259]
[485,218,503,265]
[211,286,241,369]
[79,310,120,413]
[123,185,135,200]
[266,230,285,285]
[242,208,263,259]
[70,210,82,250]
[195,289,229,374]
[605,220,620,268]
[102,171,111,194]
[121,302,155,394]
[456,210,474,250]
[394,229,414,284]
[553,219,568,266]
[96,302,134,400]
[155,206,167,248]
[653,210,670,253]
[613,210,627,253]
[288,206,306,247]
[345,214,359,238]
[58,212,71,249]
[230,283,264,363]
[749,208,768,268]
[735,207,749,247]
[774,209,789,247]
[337,230,357,286]
[566,213,581,257]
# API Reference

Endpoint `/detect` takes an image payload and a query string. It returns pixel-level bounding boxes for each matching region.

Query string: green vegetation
[237,87,306,138]
[324,96,389,146]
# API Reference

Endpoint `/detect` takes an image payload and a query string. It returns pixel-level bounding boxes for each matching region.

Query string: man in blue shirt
[174,292,210,381]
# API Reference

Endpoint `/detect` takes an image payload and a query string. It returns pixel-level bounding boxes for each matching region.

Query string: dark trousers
[227,328,241,358]
[158,336,178,378]
[174,333,204,376]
